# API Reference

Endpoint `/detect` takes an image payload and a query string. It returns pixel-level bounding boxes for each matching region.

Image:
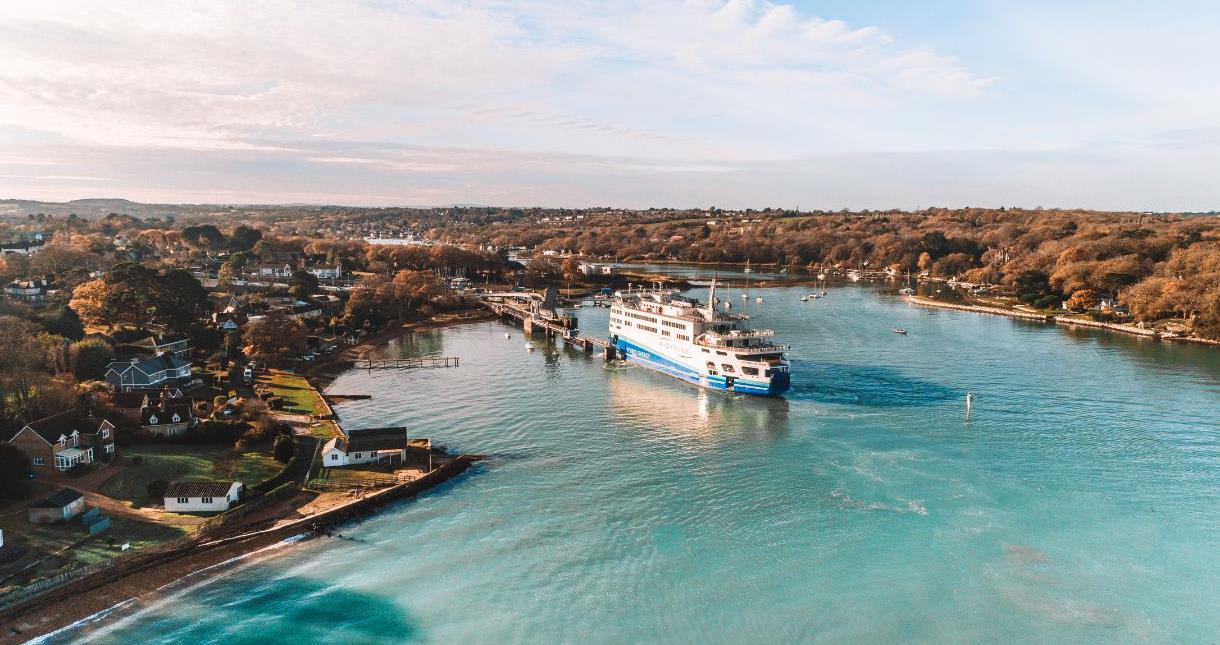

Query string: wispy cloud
[0,1,1214,208]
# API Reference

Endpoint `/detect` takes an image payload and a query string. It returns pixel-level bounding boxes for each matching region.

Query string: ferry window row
[661,320,686,330]
[624,311,658,324]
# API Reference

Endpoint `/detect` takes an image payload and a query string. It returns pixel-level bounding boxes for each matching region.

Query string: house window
[329,454,337,461]
[355,452,362,458]
[58,437,66,447]
[101,429,109,438]
[149,415,158,425]
[33,457,44,466]
[201,497,213,504]
[106,444,115,453]
[177,497,189,504]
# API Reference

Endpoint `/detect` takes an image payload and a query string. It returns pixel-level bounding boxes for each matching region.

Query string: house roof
[20,411,110,444]
[33,487,83,508]
[112,392,149,409]
[164,481,238,498]
[343,427,408,452]
[106,354,190,376]
[142,403,193,425]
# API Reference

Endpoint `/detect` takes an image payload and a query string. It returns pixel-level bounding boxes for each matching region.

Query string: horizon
[3,1,1219,210]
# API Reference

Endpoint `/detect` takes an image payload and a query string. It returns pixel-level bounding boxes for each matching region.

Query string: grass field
[259,369,324,415]
[100,445,282,508]
[307,418,342,439]
[0,510,188,584]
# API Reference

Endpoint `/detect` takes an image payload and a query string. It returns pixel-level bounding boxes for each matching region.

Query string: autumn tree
[243,312,308,366]
[1065,289,1100,311]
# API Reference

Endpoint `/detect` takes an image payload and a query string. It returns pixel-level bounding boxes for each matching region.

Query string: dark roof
[21,412,110,443]
[112,392,149,409]
[33,487,83,508]
[164,481,237,498]
[141,404,194,425]
[343,426,407,452]
[105,354,190,375]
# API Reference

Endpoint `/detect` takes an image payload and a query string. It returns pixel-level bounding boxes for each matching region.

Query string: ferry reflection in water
[606,364,790,447]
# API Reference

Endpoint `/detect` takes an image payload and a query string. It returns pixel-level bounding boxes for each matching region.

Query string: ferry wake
[609,281,791,396]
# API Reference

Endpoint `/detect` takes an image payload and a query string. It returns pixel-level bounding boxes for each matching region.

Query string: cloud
[0,0,991,159]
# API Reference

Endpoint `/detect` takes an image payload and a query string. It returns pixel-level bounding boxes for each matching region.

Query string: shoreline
[304,308,496,390]
[0,306,495,644]
[0,455,482,644]
[904,295,1220,346]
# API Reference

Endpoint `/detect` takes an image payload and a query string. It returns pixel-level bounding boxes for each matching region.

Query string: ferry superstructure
[609,282,791,396]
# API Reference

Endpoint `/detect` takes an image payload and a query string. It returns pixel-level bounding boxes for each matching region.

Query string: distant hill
[0,198,317,221]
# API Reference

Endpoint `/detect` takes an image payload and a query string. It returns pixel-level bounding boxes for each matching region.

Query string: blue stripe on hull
[614,337,790,397]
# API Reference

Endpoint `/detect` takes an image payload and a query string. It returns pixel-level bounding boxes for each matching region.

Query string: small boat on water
[755,297,764,304]
[800,295,809,302]
[525,343,535,351]
[899,287,914,296]
[505,332,511,339]
[893,328,908,335]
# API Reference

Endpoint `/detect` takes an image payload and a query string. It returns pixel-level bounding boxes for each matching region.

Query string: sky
[1,0,1218,210]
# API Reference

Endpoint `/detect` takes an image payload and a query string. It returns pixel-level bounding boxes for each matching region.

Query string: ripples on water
[61,285,1220,644]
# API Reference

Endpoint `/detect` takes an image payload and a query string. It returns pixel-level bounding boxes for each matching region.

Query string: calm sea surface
[55,282,1220,644]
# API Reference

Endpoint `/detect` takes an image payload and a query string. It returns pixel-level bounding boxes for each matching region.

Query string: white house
[308,265,342,280]
[322,427,408,467]
[246,264,295,279]
[164,481,243,513]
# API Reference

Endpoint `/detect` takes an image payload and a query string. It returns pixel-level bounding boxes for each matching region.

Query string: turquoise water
[57,285,1220,643]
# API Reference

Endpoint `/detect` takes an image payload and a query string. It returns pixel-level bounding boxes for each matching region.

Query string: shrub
[0,444,31,500]
[147,479,169,499]
[273,435,296,463]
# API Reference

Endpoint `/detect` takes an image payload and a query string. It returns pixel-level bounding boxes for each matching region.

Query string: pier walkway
[479,290,616,359]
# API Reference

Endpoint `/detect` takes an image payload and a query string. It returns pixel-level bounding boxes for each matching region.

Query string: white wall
[164,483,241,513]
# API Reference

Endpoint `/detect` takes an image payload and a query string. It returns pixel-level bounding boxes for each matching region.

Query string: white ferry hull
[613,334,790,396]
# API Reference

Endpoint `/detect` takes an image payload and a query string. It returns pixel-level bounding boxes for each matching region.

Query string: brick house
[6,412,116,472]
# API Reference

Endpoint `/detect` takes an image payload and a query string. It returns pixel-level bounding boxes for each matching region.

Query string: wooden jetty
[479,290,618,360]
[355,356,460,371]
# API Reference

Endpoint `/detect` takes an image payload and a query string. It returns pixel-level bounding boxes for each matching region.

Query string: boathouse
[322,427,408,468]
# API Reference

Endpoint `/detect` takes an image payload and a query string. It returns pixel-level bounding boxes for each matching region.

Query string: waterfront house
[105,355,192,392]
[164,481,243,513]
[28,488,85,524]
[7,412,116,471]
[321,427,408,467]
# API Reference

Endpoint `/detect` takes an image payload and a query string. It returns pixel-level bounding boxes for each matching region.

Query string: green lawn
[307,419,342,440]
[259,369,324,415]
[100,445,283,508]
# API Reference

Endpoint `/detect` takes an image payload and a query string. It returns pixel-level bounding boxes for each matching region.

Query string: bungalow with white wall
[321,427,408,468]
[164,481,243,513]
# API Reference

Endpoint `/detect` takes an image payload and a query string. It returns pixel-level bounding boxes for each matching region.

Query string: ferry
[609,281,791,396]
